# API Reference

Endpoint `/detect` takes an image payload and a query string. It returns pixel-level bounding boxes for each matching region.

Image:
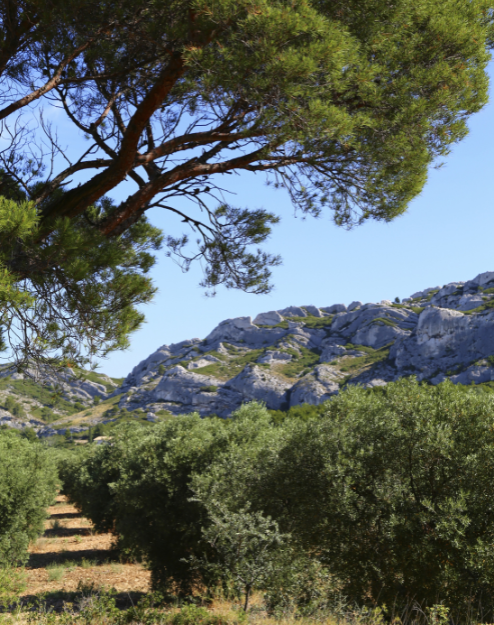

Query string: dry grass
[21,495,151,600]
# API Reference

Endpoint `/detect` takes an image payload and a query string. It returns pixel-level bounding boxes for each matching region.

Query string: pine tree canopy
[0,0,492,369]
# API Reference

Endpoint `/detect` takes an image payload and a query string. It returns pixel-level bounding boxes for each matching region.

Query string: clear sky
[90,66,494,378]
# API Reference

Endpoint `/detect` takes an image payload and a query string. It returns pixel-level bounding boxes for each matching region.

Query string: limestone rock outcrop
[114,270,494,417]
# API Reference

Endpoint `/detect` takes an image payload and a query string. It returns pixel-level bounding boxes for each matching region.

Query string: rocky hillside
[117,270,494,418]
[0,367,124,437]
[3,269,494,436]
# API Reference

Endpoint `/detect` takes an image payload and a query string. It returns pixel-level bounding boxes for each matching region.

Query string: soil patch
[20,495,151,607]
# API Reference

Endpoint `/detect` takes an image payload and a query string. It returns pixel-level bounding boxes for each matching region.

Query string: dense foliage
[0,194,162,371]
[0,430,58,567]
[61,379,494,620]
[0,0,492,363]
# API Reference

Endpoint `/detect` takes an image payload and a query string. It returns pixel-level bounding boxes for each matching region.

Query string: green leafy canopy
[0,194,162,371]
[0,0,491,364]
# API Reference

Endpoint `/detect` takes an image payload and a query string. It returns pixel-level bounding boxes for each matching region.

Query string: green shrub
[268,402,327,424]
[200,385,218,393]
[169,605,246,625]
[1,396,25,419]
[0,566,26,608]
[40,406,56,422]
[187,498,287,611]
[20,427,38,442]
[254,378,494,619]
[61,405,282,595]
[0,430,58,568]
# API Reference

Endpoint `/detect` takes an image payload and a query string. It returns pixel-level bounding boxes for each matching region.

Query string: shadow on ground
[49,512,83,520]
[19,589,148,612]
[27,549,118,569]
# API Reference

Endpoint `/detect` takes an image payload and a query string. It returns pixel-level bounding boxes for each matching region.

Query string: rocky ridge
[117,271,494,417]
[0,367,122,437]
[3,270,494,436]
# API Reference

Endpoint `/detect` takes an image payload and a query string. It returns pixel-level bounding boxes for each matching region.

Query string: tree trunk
[243,585,251,612]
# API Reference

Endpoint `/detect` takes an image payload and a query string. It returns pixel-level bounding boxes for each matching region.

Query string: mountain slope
[116,271,494,418]
[3,270,494,435]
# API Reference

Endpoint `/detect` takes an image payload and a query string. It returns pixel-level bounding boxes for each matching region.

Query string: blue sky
[87,67,494,378]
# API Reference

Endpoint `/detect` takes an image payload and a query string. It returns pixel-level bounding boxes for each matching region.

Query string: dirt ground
[20,495,151,608]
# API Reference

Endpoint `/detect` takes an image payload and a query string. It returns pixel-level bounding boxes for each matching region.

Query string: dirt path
[20,495,151,607]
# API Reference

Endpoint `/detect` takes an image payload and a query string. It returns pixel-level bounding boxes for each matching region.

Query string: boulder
[321,304,347,314]
[450,365,494,385]
[204,316,257,343]
[470,271,494,288]
[253,311,284,326]
[225,365,291,410]
[430,283,463,301]
[331,305,418,341]
[457,294,483,311]
[257,350,292,364]
[319,340,347,362]
[303,305,323,317]
[290,365,340,406]
[152,366,224,406]
[363,378,388,388]
[78,379,107,398]
[410,286,441,300]
[278,306,307,318]
[352,322,410,350]
[347,301,362,312]
[188,355,221,369]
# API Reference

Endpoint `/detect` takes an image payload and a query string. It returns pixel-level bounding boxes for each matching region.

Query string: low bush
[0,430,58,606]
[252,379,494,619]
[0,430,58,568]
[60,405,283,595]
[200,386,218,393]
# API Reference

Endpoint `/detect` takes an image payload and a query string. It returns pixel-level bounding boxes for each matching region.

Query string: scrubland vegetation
[3,379,494,624]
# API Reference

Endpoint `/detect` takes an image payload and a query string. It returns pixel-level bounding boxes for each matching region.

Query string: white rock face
[290,365,340,406]
[321,304,347,314]
[257,350,292,364]
[352,322,410,349]
[415,307,467,348]
[319,340,347,362]
[471,271,494,287]
[188,355,220,369]
[278,306,307,317]
[303,305,323,317]
[204,317,258,343]
[253,311,284,325]
[226,365,291,410]
[109,269,494,420]
[153,366,222,404]
[457,294,483,311]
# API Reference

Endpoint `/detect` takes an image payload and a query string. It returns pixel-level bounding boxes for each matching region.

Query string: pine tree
[0,0,491,367]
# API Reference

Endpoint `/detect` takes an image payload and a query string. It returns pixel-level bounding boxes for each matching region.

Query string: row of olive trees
[0,430,58,605]
[59,378,494,621]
